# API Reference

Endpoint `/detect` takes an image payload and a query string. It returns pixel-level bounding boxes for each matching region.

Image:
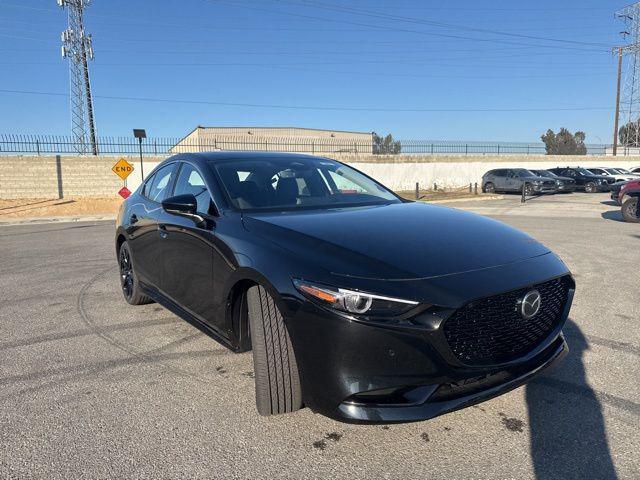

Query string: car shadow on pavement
[600,200,619,207]
[526,319,618,480]
[600,210,625,222]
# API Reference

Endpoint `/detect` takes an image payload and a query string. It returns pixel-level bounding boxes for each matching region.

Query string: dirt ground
[0,197,123,220]
[0,190,491,220]
[395,189,490,202]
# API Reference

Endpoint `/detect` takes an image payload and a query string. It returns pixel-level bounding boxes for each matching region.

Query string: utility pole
[615,3,640,154]
[58,0,98,155]
[613,46,623,156]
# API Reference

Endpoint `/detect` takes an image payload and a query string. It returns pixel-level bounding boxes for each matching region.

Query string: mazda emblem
[519,290,542,319]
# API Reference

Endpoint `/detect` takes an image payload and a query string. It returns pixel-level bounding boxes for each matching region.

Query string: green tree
[619,120,640,146]
[540,128,587,155]
[373,133,401,154]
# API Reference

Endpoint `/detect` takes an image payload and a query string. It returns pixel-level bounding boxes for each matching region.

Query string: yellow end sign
[112,158,134,181]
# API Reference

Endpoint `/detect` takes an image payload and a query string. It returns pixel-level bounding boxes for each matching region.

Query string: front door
[160,162,218,326]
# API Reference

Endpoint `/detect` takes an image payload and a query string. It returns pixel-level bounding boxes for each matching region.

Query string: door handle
[158,224,168,239]
[130,214,138,224]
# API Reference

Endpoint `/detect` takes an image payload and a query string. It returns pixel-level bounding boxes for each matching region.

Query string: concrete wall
[1,154,639,199]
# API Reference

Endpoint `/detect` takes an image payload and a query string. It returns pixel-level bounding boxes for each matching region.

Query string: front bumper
[532,185,557,194]
[336,335,568,423]
[283,254,573,424]
[557,184,576,193]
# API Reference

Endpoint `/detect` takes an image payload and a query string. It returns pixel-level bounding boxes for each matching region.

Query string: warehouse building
[170,126,374,154]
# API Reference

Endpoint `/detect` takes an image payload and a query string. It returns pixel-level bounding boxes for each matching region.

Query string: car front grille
[543,180,555,187]
[443,276,571,366]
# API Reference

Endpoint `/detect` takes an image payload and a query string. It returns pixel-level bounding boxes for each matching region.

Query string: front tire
[118,241,152,305]
[622,197,640,223]
[585,182,597,193]
[247,285,302,416]
[523,183,534,196]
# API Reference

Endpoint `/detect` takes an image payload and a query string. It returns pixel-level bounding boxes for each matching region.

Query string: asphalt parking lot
[1,193,638,479]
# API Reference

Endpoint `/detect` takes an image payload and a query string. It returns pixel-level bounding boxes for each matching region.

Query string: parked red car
[614,179,640,205]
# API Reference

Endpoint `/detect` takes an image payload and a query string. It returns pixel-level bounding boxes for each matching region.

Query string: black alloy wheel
[118,241,152,305]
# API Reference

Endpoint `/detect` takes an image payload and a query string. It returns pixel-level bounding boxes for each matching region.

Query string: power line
[0,88,614,113]
[207,0,614,52]
[280,0,614,48]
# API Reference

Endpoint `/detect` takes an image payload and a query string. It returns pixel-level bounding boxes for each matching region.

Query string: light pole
[133,129,146,180]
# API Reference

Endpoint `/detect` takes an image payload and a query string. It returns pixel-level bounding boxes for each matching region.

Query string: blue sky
[0,0,631,142]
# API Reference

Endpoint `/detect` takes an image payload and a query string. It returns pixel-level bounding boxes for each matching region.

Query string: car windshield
[538,170,557,177]
[576,168,594,175]
[606,168,623,174]
[616,167,631,174]
[210,156,401,211]
[512,168,536,177]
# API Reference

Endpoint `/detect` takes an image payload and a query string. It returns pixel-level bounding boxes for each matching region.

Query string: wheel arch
[224,268,292,353]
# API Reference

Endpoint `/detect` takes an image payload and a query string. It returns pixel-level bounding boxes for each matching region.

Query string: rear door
[128,162,178,289]
[492,170,507,190]
[159,162,219,325]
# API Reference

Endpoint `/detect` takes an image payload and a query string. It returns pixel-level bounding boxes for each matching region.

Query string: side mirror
[162,194,204,225]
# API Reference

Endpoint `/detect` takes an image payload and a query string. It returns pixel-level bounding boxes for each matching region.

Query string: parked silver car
[482,168,557,195]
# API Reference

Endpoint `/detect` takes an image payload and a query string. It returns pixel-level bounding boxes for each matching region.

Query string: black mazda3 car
[115,152,574,424]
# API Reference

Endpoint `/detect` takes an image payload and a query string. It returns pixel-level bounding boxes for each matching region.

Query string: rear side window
[144,164,176,202]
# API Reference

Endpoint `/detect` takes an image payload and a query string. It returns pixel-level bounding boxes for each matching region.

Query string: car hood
[242,202,550,280]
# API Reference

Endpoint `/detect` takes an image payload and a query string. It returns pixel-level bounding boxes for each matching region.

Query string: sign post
[133,129,147,181]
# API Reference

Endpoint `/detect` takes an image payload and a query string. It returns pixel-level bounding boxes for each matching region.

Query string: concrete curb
[0,215,116,226]
[426,195,504,204]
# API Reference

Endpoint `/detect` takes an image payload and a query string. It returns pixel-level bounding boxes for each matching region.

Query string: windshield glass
[539,170,557,177]
[210,156,401,211]
[616,167,631,174]
[605,168,622,174]
[512,168,536,177]
[576,168,595,175]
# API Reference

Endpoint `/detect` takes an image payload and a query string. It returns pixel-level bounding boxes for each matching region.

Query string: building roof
[187,126,373,136]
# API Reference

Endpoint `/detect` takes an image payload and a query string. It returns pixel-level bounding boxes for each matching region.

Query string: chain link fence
[0,134,613,156]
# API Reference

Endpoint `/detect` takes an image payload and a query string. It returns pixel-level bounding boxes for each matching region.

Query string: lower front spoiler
[333,335,568,424]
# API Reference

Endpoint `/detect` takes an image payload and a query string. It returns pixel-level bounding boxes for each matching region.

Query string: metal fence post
[36,140,40,156]
[415,182,419,200]
[474,182,478,195]
[469,183,472,193]
[497,145,501,155]
[433,183,437,191]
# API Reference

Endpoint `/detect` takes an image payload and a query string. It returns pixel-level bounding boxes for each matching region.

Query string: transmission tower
[615,2,640,151]
[58,0,98,155]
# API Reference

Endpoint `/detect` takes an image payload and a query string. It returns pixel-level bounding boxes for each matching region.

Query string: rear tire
[585,182,597,193]
[622,197,640,223]
[118,241,153,305]
[247,285,302,416]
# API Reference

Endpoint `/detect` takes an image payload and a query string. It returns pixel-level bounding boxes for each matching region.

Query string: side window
[145,164,176,203]
[173,163,212,214]
[494,169,506,177]
[324,169,365,193]
[141,173,156,197]
[562,170,575,177]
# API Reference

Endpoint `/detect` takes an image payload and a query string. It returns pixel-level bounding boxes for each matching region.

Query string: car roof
[167,151,327,165]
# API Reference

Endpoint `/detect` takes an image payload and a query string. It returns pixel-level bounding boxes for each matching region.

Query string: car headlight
[533,180,543,185]
[596,178,605,184]
[293,279,419,317]
[555,180,564,186]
